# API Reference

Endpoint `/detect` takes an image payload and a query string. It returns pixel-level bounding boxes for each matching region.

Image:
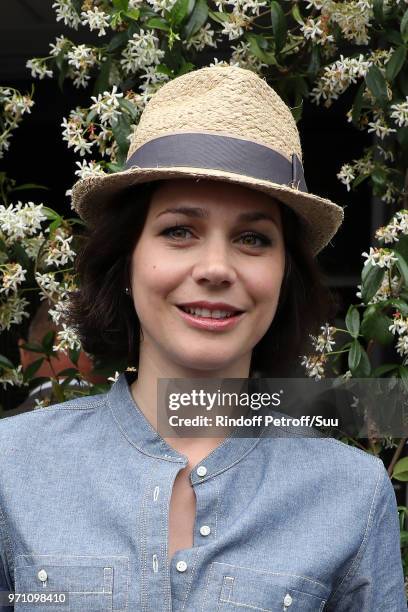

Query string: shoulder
[0,392,109,444]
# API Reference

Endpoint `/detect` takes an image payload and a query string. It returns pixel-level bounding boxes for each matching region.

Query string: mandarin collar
[107,372,266,485]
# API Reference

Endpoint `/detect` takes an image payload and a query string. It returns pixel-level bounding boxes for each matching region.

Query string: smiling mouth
[177,306,244,319]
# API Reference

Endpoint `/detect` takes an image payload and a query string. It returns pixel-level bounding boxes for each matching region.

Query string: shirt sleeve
[0,507,13,611]
[327,461,407,611]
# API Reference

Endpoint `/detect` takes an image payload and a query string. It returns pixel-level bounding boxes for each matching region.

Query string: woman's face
[129,178,286,375]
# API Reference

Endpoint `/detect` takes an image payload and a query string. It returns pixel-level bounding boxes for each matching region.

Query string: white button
[283,593,293,606]
[37,569,47,582]
[176,560,187,572]
[200,525,211,536]
[196,465,207,477]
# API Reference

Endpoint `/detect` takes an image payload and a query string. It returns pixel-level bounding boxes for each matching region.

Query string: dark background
[1,2,405,502]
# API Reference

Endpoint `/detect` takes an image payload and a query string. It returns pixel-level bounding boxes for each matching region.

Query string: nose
[191,234,238,286]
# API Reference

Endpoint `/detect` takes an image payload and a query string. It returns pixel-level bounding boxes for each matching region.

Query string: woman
[0,66,405,611]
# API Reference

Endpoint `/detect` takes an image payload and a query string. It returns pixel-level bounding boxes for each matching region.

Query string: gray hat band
[125,133,308,193]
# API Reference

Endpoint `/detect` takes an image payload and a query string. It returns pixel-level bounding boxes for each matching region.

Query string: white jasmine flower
[81,7,111,36]
[108,371,121,383]
[361,246,398,269]
[367,117,397,139]
[230,41,267,71]
[61,112,95,157]
[120,30,165,75]
[300,353,327,379]
[390,97,408,128]
[145,0,178,16]
[52,0,80,29]
[26,58,53,80]
[0,294,30,331]
[310,54,371,106]
[0,263,26,296]
[389,312,408,335]
[185,23,218,51]
[309,323,336,353]
[396,334,408,357]
[43,229,76,267]
[49,35,70,57]
[375,223,400,244]
[337,163,355,191]
[53,323,81,354]
[48,298,69,325]
[0,365,25,390]
[90,86,123,126]
[74,160,106,180]
[0,201,47,243]
[35,272,62,300]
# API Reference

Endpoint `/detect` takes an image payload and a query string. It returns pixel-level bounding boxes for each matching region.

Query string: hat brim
[72,166,344,257]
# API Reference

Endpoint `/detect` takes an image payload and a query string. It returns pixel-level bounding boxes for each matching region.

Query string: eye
[238,232,272,247]
[160,225,194,240]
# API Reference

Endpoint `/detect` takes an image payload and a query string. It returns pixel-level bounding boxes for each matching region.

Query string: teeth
[182,307,236,318]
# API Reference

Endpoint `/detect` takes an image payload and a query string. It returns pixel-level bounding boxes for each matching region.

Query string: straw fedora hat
[72,65,344,256]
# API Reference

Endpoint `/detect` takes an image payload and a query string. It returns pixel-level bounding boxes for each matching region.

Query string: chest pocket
[202,562,329,612]
[14,554,129,612]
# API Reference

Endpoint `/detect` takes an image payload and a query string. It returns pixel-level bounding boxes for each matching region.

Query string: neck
[129,340,252,453]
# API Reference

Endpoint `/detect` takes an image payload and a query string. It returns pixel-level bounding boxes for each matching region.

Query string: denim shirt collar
[107,372,266,485]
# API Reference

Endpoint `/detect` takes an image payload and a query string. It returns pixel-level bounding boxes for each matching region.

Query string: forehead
[148,178,282,219]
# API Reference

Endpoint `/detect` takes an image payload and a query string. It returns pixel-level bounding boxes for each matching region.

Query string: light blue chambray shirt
[0,371,405,611]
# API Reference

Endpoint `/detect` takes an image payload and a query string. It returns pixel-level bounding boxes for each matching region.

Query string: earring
[124,287,130,295]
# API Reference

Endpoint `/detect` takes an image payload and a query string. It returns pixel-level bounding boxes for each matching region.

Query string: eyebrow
[155,206,279,227]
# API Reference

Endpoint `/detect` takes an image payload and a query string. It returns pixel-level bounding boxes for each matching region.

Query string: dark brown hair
[65,180,339,377]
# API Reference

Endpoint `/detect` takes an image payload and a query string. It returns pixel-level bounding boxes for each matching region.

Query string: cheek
[130,246,182,304]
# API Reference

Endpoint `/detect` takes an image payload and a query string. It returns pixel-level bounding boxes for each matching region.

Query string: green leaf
[23,358,44,383]
[145,16,171,30]
[124,7,140,19]
[270,1,287,53]
[365,64,389,107]
[0,355,14,370]
[41,206,60,221]
[351,80,366,127]
[393,456,408,481]
[360,311,394,344]
[371,363,398,377]
[208,8,229,22]
[19,342,45,354]
[9,183,48,192]
[183,0,208,39]
[93,58,113,96]
[397,125,408,150]
[398,365,408,393]
[349,339,362,371]
[42,330,56,355]
[382,297,408,316]
[386,46,407,82]
[373,0,384,22]
[361,261,386,303]
[69,347,80,366]
[57,368,79,377]
[111,113,132,165]
[106,31,131,53]
[291,3,303,25]
[393,234,408,262]
[169,0,191,26]
[350,342,371,377]
[113,0,128,10]
[352,172,370,188]
[401,8,408,43]
[394,250,408,285]
[345,305,360,338]
[383,29,403,46]
[307,46,321,78]
[119,97,139,122]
